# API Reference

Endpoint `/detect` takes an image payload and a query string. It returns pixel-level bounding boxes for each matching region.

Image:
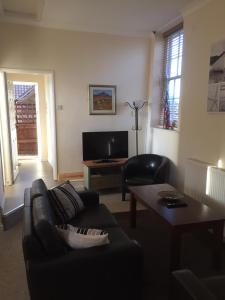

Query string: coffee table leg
[212,221,224,270]
[130,192,137,228]
[170,229,181,272]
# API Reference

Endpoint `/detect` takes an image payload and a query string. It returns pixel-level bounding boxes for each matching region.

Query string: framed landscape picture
[207,39,225,112]
[89,85,116,115]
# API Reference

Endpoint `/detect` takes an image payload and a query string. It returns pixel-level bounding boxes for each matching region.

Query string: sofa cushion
[56,224,109,249]
[69,204,118,228]
[32,195,66,256]
[48,181,85,224]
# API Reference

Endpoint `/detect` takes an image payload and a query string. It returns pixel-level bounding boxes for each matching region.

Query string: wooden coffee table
[129,183,225,271]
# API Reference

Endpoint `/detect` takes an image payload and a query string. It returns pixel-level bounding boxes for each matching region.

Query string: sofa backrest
[31,178,49,199]
[23,179,66,261]
[31,178,56,225]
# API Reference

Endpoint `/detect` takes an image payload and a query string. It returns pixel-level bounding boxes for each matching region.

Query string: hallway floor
[4,159,56,214]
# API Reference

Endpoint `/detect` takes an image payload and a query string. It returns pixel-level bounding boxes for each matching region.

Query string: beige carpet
[0,192,143,300]
[70,180,145,213]
[0,222,29,300]
[100,192,145,213]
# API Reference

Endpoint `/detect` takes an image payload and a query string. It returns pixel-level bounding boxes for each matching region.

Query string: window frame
[160,24,184,130]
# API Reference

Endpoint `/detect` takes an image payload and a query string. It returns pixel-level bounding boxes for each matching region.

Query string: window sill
[152,126,180,133]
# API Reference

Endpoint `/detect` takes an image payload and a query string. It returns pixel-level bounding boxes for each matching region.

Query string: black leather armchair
[172,269,225,300]
[121,154,169,201]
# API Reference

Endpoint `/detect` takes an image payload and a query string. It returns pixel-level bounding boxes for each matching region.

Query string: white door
[0,71,17,185]
[7,80,18,181]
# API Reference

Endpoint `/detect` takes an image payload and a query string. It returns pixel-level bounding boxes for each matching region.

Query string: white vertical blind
[160,28,184,128]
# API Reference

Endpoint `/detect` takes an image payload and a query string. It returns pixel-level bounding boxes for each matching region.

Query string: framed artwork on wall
[207,39,225,112]
[89,84,116,115]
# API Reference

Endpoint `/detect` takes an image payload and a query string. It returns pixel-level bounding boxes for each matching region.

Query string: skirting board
[2,204,24,230]
[58,172,84,181]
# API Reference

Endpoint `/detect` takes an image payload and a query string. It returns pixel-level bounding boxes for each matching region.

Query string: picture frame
[89,84,116,115]
[207,39,225,112]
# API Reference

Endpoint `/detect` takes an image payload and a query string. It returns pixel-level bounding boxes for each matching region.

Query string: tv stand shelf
[83,158,127,190]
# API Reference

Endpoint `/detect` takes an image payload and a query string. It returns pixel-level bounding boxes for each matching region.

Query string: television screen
[82,131,128,161]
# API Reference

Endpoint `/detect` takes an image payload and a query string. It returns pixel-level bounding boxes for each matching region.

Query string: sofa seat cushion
[69,204,118,228]
[104,226,131,246]
[125,176,154,186]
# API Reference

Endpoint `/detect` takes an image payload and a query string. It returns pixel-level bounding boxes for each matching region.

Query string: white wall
[0,22,150,174]
[151,128,179,185]
[0,142,4,216]
[150,0,225,189]
[178,0,225,188]
[0,72,4,225]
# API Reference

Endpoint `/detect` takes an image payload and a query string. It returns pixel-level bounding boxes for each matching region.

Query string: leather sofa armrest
[78,190,99,207]
[172,269,217,300]
[24,188,32,207]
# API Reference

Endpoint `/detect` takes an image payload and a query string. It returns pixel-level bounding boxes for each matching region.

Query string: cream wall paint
[6,73,48,161]
[150,0,225,189]
[0,142,4,222]
[178,0,225,188]
[152,128,179,185]
[0,22,150,173]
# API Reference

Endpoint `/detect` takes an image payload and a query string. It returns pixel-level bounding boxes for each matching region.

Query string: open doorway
[14,82,38,157]
[0,70,58,188]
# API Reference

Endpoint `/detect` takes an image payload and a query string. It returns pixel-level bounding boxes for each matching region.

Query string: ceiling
[0,0,208,36]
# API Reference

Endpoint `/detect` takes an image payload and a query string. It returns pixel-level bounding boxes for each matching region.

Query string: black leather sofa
[23,179,143,300]
[121,154,169,201]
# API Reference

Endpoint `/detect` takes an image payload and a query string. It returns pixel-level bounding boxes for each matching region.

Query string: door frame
[0,68,58,181]
[0,71,14,185]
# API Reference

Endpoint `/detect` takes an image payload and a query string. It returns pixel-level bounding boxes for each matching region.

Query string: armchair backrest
[122,154,169,179]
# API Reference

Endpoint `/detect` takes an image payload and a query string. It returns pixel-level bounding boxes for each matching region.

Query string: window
[160,27,184,129]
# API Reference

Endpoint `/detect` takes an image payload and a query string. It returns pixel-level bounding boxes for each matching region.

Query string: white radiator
[184,158,213,203]
[206,166,225,210]
[184,159,225,237]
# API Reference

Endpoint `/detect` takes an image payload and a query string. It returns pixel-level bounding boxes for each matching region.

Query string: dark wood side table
[129,183,225,271]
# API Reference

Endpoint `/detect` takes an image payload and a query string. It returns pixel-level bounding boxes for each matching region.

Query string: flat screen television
[82,131,128,161]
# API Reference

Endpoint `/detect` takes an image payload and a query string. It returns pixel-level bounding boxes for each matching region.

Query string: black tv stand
[95,159,117,164]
